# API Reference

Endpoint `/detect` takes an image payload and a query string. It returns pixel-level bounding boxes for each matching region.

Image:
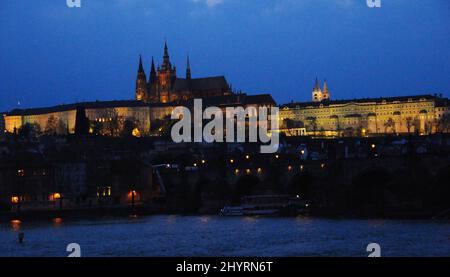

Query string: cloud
[192,0,224,8]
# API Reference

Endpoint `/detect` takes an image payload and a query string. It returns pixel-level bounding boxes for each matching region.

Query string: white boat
[220,195,310,216]
[219,206,244,216]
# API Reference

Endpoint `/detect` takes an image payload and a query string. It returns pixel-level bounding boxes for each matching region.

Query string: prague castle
[1,43,449,138]
[2,43,275,136]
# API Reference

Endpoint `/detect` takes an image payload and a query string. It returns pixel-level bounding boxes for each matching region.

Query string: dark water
[0,216,449,257]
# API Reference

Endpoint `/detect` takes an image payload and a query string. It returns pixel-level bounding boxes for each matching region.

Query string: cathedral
[136,42,232,103]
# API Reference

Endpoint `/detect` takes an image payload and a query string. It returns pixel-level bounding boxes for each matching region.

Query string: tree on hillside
[44,115,58,135]
[437,114,450,133]
[18,123,41,138]
[121,118,138,137]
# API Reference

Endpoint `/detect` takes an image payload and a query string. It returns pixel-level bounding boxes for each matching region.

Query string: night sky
[0,0,449,112]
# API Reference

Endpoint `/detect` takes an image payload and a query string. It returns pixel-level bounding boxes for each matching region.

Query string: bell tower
[157,42,177,103]
[135,55,148,101]
[322,79,330,101]
[312,78,323,102]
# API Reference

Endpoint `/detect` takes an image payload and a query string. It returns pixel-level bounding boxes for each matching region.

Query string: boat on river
[219,195,310,216]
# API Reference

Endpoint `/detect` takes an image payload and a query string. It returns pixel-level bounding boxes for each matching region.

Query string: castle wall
[5,106,151,135]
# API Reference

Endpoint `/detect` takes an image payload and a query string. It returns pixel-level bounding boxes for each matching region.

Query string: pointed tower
[162,41,171,71]
[157,41,177,103]
[186,55,191,80]
[312,77,323,102]
[322,79,330,101]
[149,57,156,84]
[135,55,148,101]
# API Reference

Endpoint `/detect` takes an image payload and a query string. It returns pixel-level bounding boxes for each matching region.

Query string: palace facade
[279,80,449,137]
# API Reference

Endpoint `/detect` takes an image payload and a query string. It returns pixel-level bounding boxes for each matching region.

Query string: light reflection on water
[0,216,448,257]
[10,220,21,231]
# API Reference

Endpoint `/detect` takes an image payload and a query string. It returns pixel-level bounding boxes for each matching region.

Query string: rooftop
[6,93,277,117]
[280,94,448,109]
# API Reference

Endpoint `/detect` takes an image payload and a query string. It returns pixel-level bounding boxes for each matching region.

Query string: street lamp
[129,190,137,209]
[11,196,19,205]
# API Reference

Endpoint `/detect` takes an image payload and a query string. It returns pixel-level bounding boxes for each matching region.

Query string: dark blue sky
[0,0,449,112]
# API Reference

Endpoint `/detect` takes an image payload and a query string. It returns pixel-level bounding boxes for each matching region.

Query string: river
[0,216,449,257]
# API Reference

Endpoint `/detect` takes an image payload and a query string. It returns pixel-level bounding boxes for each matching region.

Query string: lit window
[49,193,61,201]
[132,128,141,137]
[11,196,19,204]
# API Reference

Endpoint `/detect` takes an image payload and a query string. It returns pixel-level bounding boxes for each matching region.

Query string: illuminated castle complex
[1,43,449,138]
[2,42,274,136]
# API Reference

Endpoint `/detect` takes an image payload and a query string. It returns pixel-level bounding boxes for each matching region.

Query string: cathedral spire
[322,79,330,100]
[151,56,155,71]
[149,56,156,84]
[186,55,191,80]
[313,77,321,92]
[138,55,144,72]
[135,55,147,101]
[162,41,171,70]
[312,77,323,102]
